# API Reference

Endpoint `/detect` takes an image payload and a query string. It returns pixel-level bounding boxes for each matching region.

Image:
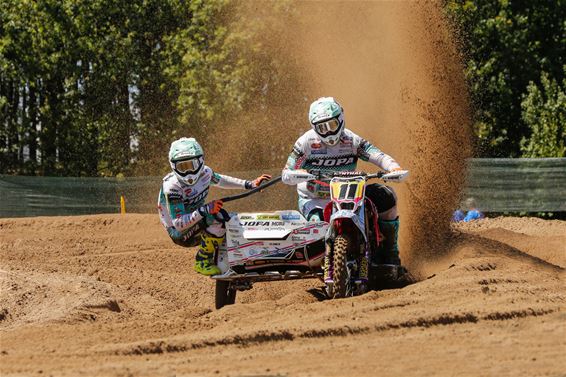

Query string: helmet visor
[314,118,341,136]
[174,156,203,175]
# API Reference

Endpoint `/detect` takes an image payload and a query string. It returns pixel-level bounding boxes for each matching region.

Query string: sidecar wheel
[215,280,237,309]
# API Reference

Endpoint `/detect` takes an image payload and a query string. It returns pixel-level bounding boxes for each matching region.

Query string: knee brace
[366,184,398,220]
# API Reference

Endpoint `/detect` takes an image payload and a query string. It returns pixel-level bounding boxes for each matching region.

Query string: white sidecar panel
[223,211,327,268]
[243,228,291,240]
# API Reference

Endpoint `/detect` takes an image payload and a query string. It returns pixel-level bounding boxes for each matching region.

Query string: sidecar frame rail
[211,270,322,283]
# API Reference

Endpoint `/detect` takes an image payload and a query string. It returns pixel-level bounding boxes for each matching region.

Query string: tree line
[445,0,565,158]
[0,0,306,176]
[1,0,564,177]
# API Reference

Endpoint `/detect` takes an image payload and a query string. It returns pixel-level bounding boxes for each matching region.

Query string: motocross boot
[194,232,222,276]
[377,218,401,266]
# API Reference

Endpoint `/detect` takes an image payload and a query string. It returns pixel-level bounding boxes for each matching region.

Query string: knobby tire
[332,235,350,299]
[215,280,236,309]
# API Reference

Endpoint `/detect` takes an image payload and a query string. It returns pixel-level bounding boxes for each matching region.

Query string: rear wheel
[332,235,350,299]
[215,280,237,309]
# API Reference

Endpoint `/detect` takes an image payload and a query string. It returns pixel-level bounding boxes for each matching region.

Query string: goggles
[173,156,203,175]
[314,118,341,136]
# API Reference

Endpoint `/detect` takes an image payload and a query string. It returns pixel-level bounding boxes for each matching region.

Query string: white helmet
[308,97,345,146]
[168,137,204,185]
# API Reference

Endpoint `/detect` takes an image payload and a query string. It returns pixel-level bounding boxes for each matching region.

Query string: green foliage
[520,69,566,157]
[1,0,303,176]
[157,0,306,172]
[445,0,565,157]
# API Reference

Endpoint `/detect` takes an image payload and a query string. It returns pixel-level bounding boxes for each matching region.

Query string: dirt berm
[1,214,564,376]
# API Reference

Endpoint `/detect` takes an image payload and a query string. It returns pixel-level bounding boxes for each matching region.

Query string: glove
[250,174,272,188]
[198,200,223,216]
[308,169,321,180]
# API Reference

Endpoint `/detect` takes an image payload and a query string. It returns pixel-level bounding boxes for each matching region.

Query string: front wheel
[215,280,237,309]
[332,235,350,299]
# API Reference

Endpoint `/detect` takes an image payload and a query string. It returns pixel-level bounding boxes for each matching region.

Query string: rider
[158,137,271,276]
[282,97,405,266]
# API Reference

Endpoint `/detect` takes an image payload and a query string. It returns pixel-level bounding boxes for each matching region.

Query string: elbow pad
[173,210,203,232]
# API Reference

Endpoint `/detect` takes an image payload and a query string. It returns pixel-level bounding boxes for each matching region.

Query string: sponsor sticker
[257,215,281,220]
[312,146,328,155]
[187,189,208,205]
[310,156,356,167]
[241,221,285,227]
[293,229,310,235]
[281,213,301,220]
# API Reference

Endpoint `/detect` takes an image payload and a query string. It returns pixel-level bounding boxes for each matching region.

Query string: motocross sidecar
[212,210,328,309]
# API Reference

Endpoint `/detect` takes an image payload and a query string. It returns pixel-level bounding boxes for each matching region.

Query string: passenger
[158,137,271,275]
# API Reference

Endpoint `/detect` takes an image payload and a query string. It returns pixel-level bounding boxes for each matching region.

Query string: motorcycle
[211,177,328,309]
[211,169,409,308]
[287,169,410,299]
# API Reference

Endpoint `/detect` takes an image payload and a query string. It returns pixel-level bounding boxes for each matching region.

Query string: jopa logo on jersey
[311,157,355,167]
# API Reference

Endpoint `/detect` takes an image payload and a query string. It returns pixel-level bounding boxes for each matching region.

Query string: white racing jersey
[282,129,400,200]
[158,166,249,234]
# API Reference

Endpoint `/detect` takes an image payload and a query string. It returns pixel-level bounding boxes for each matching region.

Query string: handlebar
[309,170,385,180]
[219,176,282,203]
[308,169,408,183]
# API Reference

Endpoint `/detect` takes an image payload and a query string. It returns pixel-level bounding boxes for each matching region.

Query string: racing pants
[167,216,226,247]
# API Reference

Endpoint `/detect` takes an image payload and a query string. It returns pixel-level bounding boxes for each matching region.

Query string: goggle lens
[174,156,203,174]
[315,118,340,135]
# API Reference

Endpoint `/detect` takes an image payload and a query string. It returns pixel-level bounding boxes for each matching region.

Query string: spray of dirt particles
[4,4,566,377]
[207,1,473,274]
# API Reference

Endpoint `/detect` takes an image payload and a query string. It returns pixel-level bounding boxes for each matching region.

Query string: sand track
[1,214,564,376]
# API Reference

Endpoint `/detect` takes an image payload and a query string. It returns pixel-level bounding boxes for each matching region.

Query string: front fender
[326,209,366,241]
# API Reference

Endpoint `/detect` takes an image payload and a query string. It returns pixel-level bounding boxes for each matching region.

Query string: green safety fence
[0,169,296,218]
[1,159,565,217]
[465,158,566,212]
[0,175,159,217]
